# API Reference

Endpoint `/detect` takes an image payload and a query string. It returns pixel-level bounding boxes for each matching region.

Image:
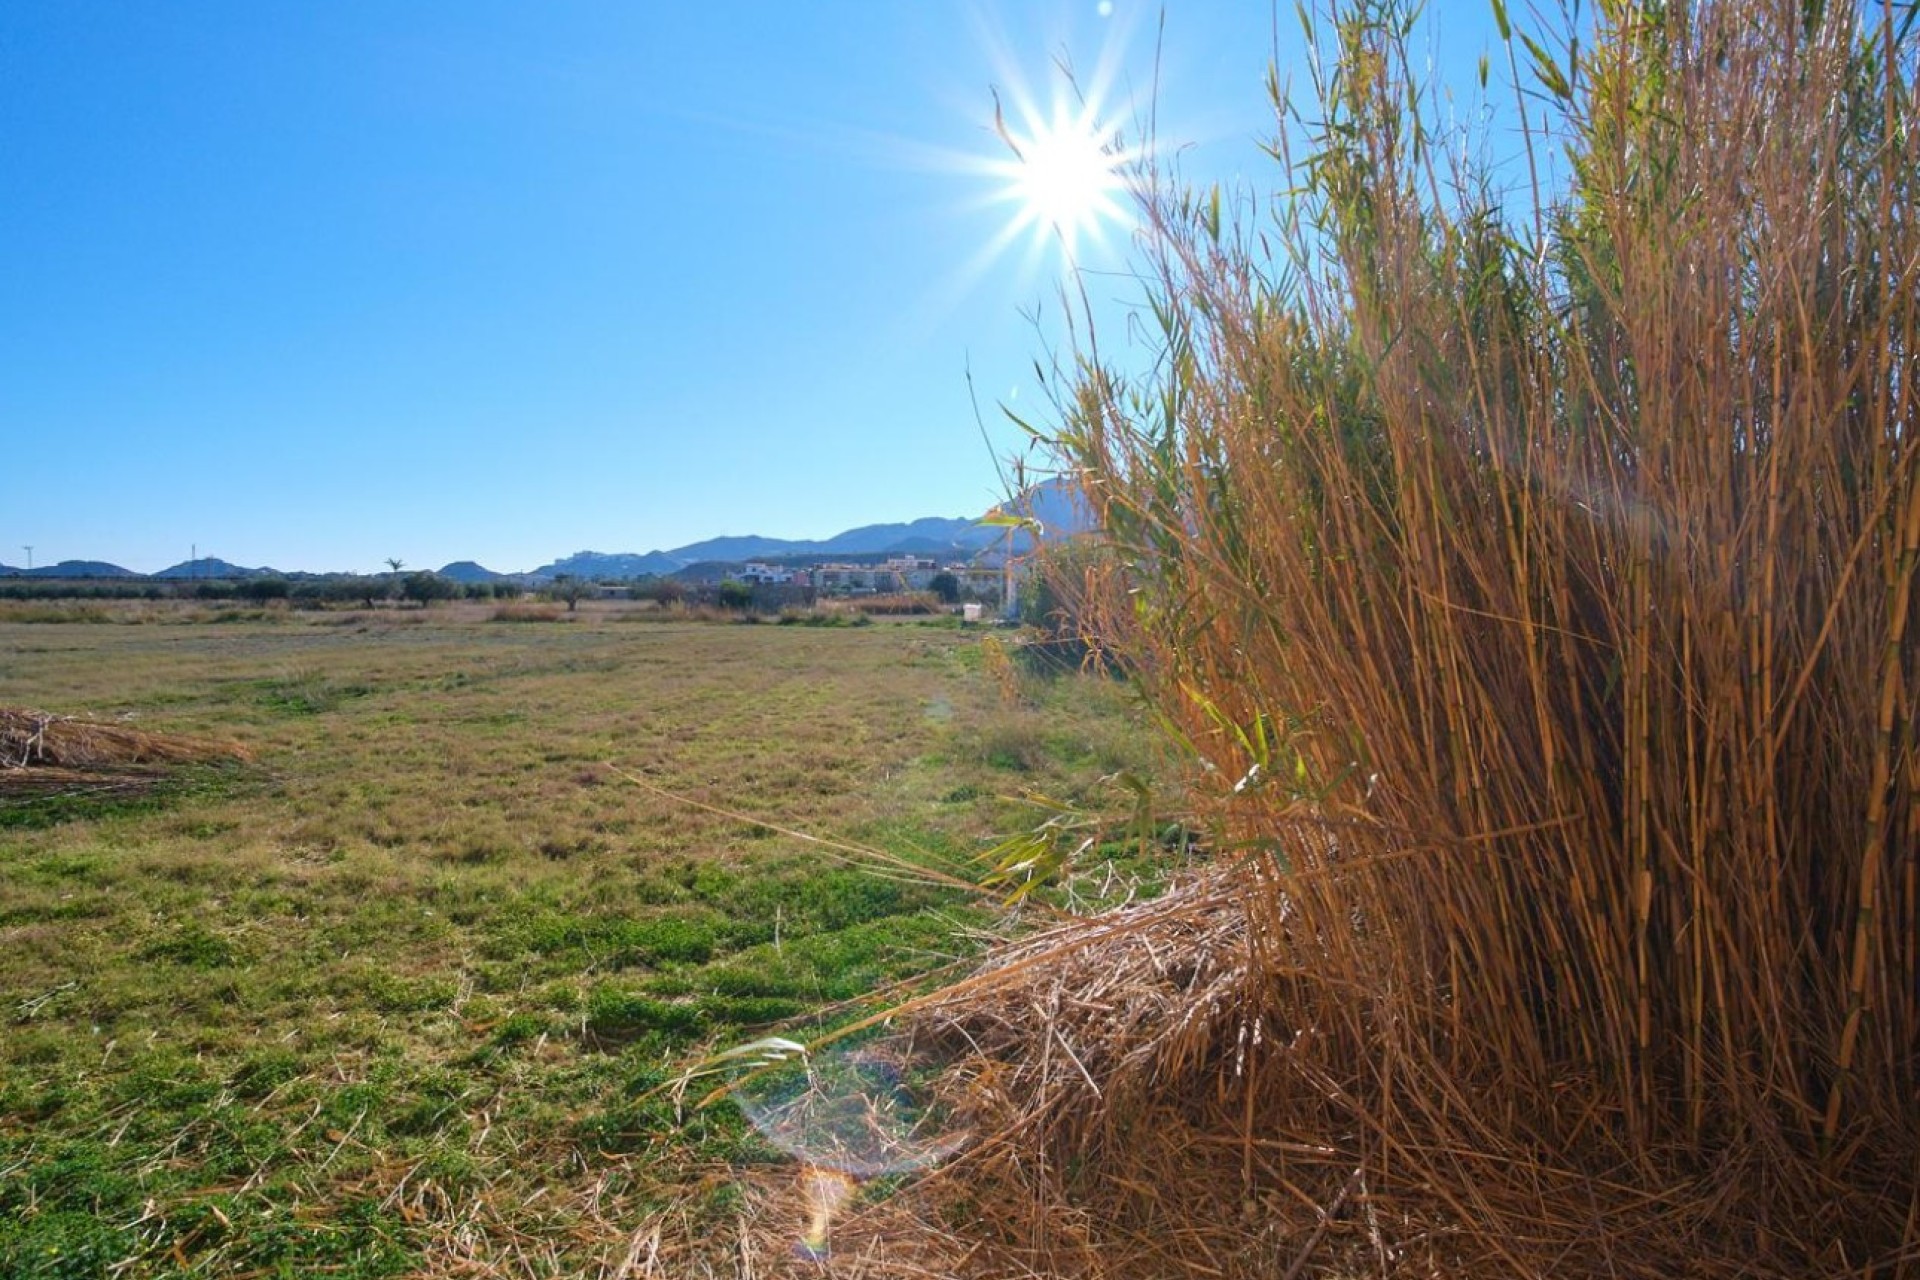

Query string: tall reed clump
[982,0,1919,1273]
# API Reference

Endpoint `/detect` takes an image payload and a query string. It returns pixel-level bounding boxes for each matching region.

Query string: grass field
[0,607,1158,1278]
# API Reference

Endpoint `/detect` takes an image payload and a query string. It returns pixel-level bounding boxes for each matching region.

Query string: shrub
[309,575,379,606]
[630,578,684,605]
[848,592,938,616]
[547,574,589,612]
[490,603,564,623]
[400,571,458,606]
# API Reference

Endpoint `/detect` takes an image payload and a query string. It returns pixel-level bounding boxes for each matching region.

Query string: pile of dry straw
[1,707,250,793]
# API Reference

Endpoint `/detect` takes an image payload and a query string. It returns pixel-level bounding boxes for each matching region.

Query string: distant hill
[813,515,997,555]
[153,558,273,580]
[437,561,505,584]
[518,484,1095,580]
[16,479,1101,582]
[1001,475,1094,536]
[618,538,784,568]
[947,476,1098,564]
[25,560,137,578]
[539,515,1021,581]
[529,550,685,580]
[673,559,746,584]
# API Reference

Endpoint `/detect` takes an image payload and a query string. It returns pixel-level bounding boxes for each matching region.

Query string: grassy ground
[0,606,1157,1278]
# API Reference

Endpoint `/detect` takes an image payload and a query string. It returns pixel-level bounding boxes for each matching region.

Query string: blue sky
[2,2,1508,575]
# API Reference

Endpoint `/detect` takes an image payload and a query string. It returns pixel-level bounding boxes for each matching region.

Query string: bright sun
[983,88,1130,264]
[897,16,1145,316]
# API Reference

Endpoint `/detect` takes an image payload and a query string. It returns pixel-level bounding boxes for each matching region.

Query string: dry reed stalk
[893,0,1920,1274]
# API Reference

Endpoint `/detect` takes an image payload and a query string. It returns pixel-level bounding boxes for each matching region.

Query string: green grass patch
[245,669,376,715]
[0,762,254,831]
[137,920,238,968]
[0,613,1159,1274]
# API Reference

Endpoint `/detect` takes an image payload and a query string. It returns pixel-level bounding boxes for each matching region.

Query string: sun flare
[898,13,1148,322]
[990,97,1129,261]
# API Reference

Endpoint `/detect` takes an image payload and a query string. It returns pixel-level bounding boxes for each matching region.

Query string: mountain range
[0,478,1093,582]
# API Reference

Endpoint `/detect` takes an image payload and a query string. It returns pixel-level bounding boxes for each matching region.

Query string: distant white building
[881,555,939,590]
[738,562,797,585]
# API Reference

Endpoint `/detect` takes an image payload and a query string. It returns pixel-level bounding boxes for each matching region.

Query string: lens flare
[730,1039,970,1178]
[713,1032,970,1260]
[794,1167,857,1262]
